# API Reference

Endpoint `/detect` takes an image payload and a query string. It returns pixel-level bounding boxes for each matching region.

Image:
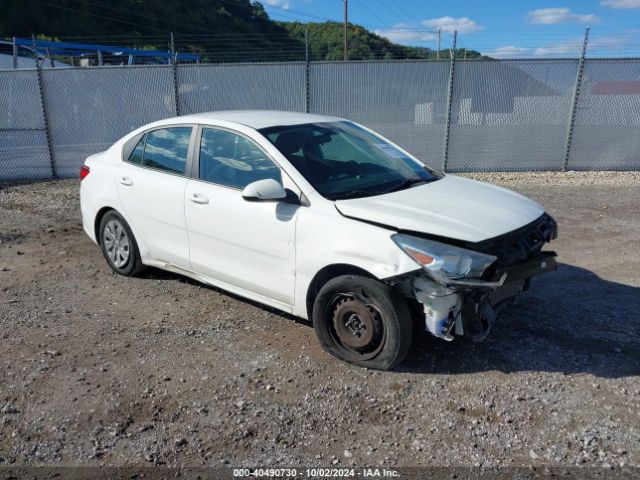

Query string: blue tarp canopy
[15,38,200,62]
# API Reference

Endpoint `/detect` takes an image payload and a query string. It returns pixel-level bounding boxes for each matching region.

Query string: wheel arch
[94,206,117,245]
[94,206,131,246]
[305,263,377,321]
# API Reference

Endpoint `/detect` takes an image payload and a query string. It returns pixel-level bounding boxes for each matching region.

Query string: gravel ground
[0,172,639,469]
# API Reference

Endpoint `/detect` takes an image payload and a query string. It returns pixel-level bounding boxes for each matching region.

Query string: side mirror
[241,178,287,202]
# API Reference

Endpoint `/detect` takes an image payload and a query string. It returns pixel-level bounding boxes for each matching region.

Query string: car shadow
[400,263,640,378]
[139,263,639,379]
[137,267,308,325]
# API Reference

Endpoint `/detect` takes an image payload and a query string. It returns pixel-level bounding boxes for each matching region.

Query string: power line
[373,0,411,27]
[382,0,416,25]
[352,0,392,30]
[32,0,173,34]
[249,0,336,22]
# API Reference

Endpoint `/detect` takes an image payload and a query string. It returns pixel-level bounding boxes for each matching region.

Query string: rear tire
[98,210,145,276]
[312,275,412,370]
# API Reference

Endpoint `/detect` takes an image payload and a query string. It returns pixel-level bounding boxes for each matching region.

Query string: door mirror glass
[241,178,287,202]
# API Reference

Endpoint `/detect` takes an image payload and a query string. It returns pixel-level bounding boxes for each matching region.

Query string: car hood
[334,175,545,243]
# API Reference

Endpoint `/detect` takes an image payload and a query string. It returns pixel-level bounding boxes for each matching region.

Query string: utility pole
[343,0,348,61]
[436,28,441,60]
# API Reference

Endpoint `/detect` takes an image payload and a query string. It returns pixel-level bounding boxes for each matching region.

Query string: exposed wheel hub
[332,296,382,351]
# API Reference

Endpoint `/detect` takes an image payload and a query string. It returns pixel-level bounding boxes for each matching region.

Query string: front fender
[292,205,418,319]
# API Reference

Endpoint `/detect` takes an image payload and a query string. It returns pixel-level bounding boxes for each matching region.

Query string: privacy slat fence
[2,58,640,181]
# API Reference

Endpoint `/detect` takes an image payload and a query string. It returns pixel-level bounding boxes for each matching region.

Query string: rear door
[184,126,299,307]
[115,125,195,268]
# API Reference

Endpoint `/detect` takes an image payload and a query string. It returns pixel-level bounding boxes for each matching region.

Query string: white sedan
[80,111,557,370]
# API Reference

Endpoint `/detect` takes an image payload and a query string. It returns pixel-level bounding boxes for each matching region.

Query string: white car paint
[184,178,298,306]
[335,175,544,243]
[80,110,545,320]
[114,162,192,269]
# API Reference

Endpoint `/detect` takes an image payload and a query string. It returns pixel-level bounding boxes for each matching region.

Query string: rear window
[142,127,192,175]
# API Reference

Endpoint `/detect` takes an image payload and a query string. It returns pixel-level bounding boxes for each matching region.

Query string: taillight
[80,165,90,180]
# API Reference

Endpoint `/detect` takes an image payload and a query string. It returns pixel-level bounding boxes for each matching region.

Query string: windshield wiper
[381,177,432,194]
[329,189,376,200]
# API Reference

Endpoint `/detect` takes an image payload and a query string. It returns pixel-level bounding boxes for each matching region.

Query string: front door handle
[118,176,133,186]
[189,192,209,205]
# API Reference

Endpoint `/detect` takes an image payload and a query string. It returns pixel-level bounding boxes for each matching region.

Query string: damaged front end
[391,213,558,342]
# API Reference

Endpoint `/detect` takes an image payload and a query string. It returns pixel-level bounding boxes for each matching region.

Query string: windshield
[260,121,441,200]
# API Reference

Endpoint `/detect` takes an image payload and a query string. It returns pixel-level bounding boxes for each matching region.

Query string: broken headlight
[392,234,497,284]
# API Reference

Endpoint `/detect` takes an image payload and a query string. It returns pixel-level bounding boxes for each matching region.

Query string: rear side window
[127,134,145,165]
[142,127,192,175]
[199,128,281,189]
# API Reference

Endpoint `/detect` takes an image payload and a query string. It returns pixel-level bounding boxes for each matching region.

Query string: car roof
[172,110,344,129]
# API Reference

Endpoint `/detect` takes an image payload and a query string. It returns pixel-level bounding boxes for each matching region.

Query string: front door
[185,126,298,306]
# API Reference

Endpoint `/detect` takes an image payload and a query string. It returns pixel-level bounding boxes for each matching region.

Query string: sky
[260,0,640,57]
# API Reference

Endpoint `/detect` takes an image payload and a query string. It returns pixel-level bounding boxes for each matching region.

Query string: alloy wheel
[103,219,130,268]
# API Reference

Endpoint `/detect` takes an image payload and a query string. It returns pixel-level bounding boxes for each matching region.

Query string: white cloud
[528,7,598,24]
[375,17,482,45]
[420,16,483,33]
[484,41,579,58]
[587,35,629,54]
[533,39,583,56]
[263,0,291,9]
[374,23,436,45]
[486,46,533,58]
[601,0,640,8]
[486,34,630,58]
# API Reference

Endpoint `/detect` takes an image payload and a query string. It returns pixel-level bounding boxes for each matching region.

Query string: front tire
[312,275,413,370]
[99,210,145,276]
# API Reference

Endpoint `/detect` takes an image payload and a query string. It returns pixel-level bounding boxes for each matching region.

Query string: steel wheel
[103,219,130,268]
[313,275,413,370]
[328,294,386,361]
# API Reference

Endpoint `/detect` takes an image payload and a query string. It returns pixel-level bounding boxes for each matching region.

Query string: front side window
[142,127,192,175]
[260,121,440,200]
[199,128,281,189]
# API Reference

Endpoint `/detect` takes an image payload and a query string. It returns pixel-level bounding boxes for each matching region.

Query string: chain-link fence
[0,69,51,180]
[177,63,306,115]
[2,58,640,181]
[310,61,451,170]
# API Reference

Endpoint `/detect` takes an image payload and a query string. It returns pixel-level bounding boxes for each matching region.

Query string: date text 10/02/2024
[232,468,400,478]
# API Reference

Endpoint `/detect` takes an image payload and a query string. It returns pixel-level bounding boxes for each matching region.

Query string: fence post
[304,28,310,113]
[12,36,17,69]
[33,35,57,179]
[442,30,457,172]
[563,26,589,171]
[171,32,181,116]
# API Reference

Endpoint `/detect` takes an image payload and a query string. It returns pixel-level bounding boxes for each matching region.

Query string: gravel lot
[0,172,639,469]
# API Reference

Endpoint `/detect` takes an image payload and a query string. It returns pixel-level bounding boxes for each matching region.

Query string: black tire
[312,275,413,370]
[98,210,145,276]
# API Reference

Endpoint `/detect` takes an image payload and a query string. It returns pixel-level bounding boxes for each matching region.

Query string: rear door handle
[189,192,209,205]
[118,176,133,186]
